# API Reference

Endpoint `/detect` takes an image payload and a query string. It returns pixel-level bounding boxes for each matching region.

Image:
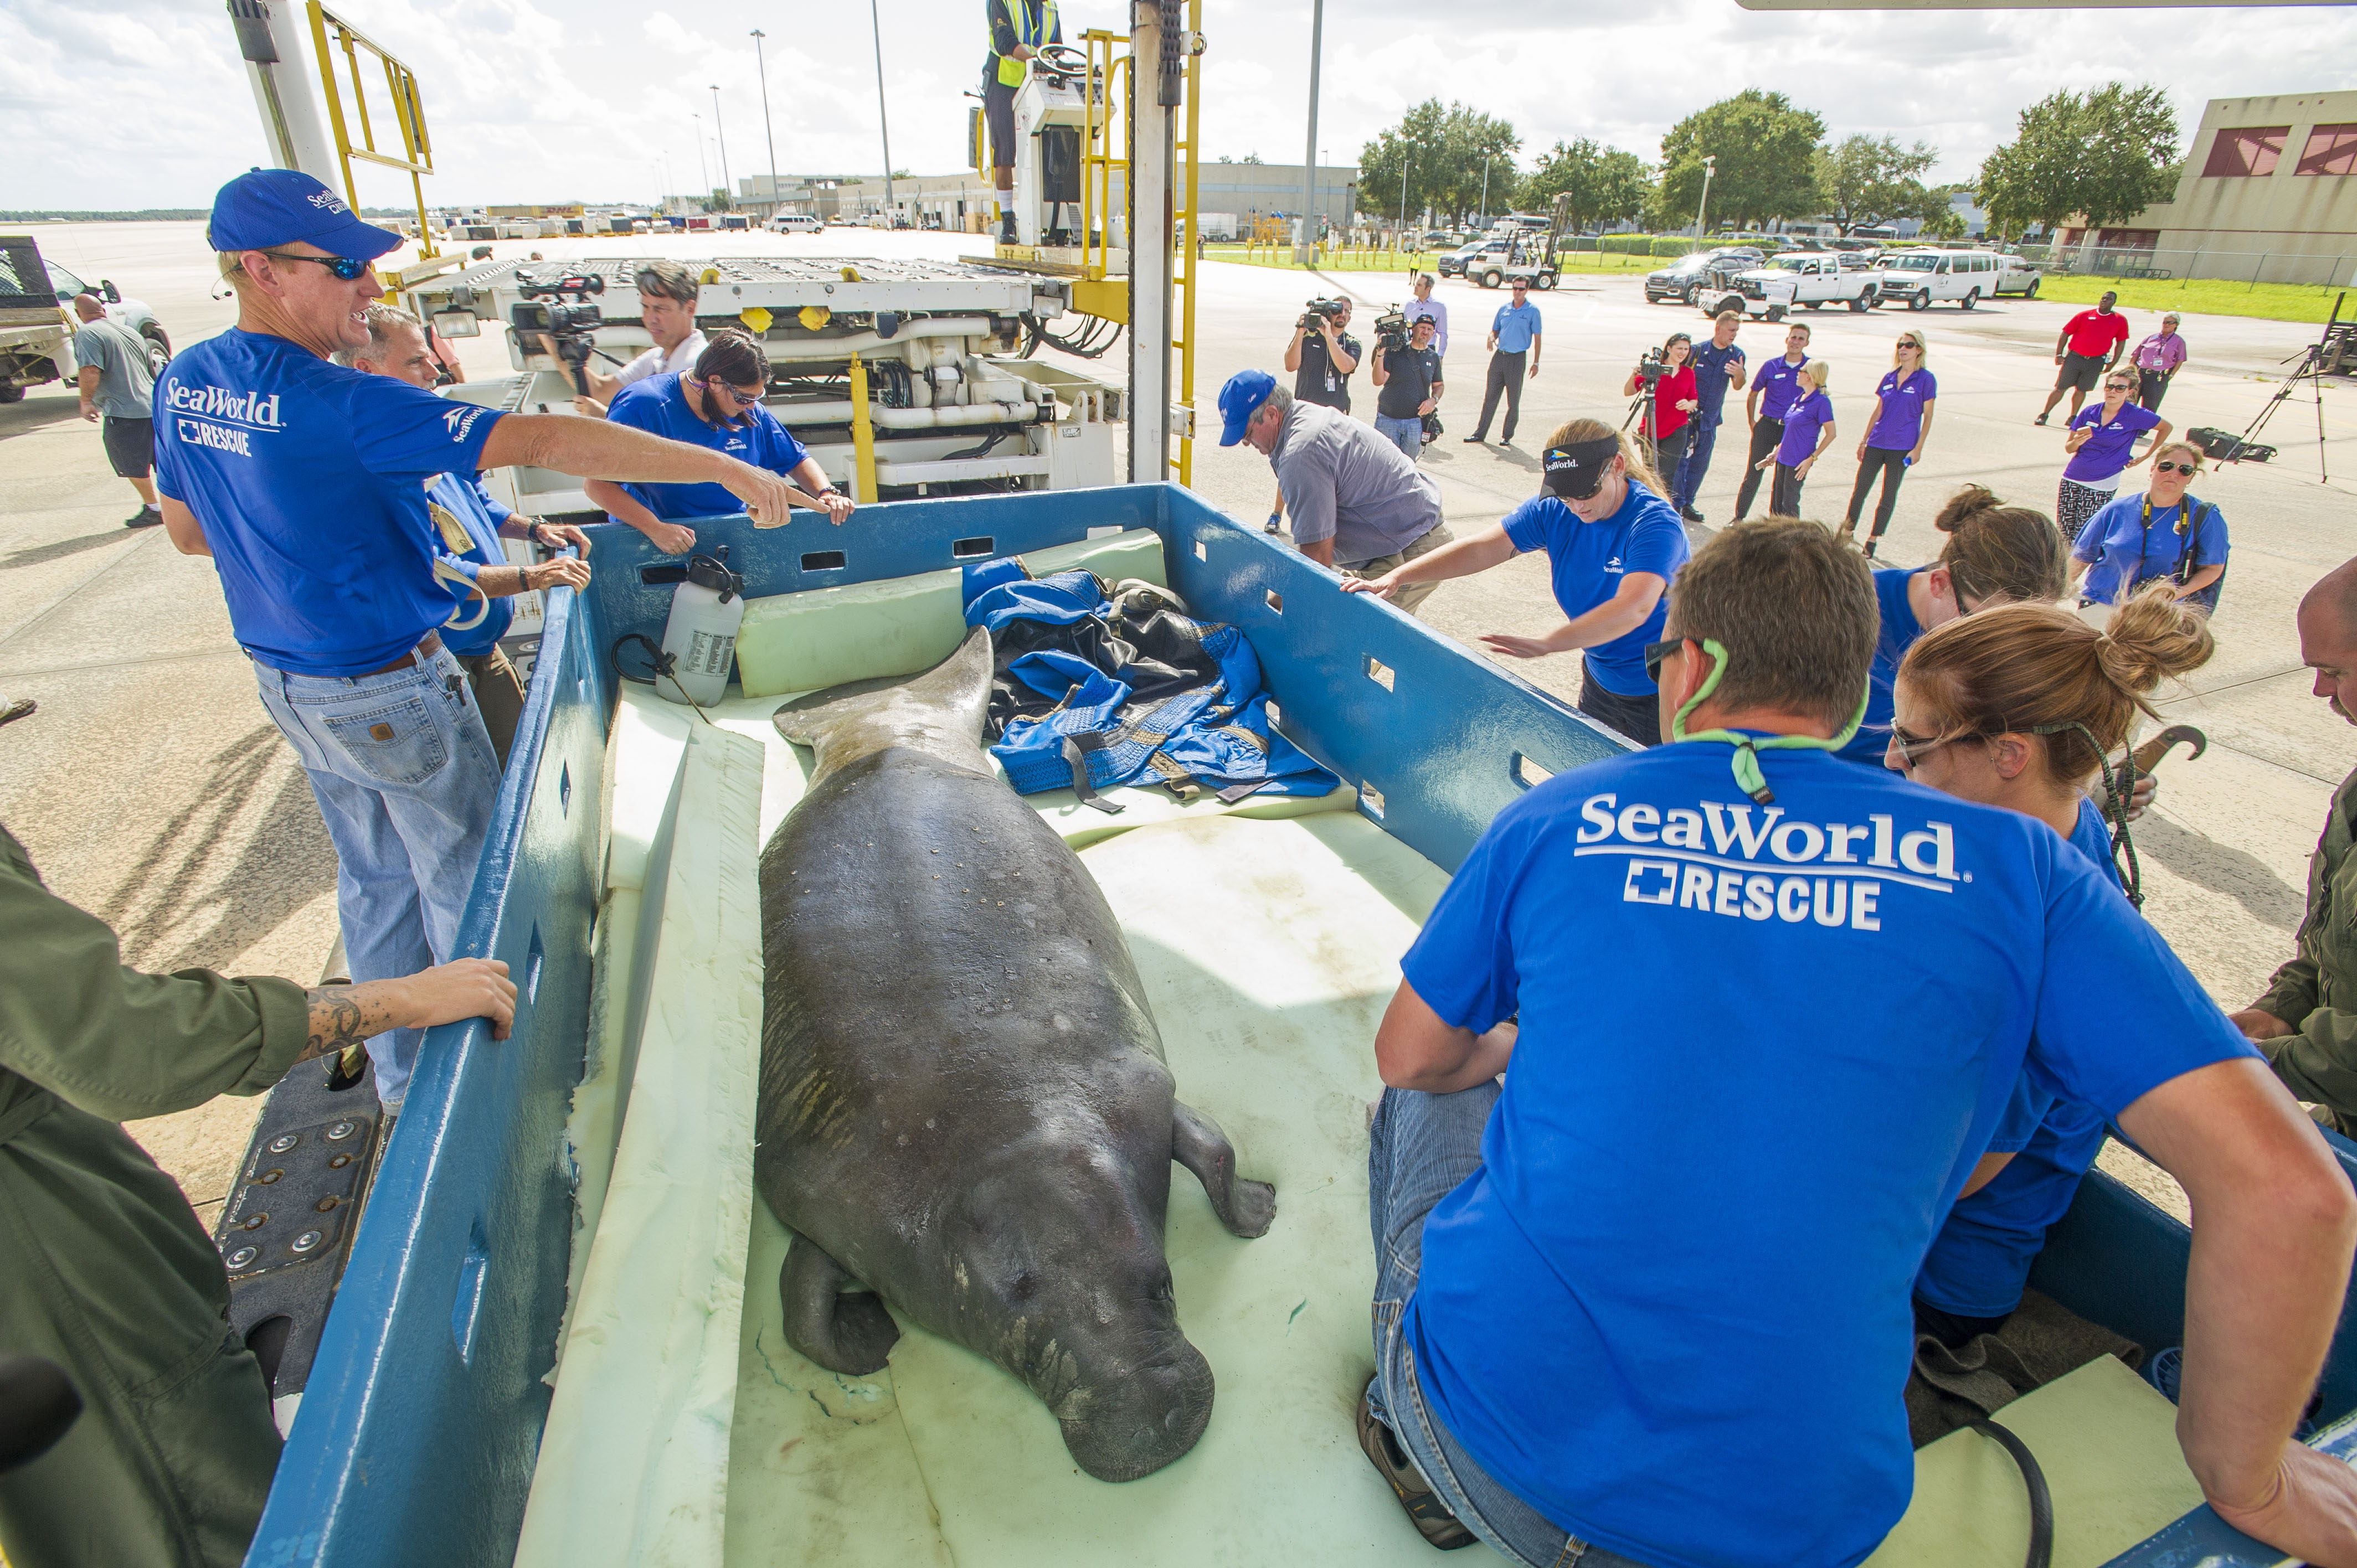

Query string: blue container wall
[246,483,2357,1568]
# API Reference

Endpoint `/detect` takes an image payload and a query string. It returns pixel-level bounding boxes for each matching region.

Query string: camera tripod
[2224,290,2353,485]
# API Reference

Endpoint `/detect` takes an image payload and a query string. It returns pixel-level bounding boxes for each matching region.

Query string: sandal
[1357,1380,1478,1550]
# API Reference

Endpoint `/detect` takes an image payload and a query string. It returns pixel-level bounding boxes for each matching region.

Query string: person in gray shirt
[70,296,160,528]
[1217,370,1453,616]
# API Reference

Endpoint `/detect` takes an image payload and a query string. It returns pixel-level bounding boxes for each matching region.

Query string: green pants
[0,1091,280,1568]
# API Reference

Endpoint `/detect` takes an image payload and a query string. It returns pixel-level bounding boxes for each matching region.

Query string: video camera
[1373,307,1410,353]
[1633,347,1667,389]
[1299,297,1349,332]
[510,270,606,394]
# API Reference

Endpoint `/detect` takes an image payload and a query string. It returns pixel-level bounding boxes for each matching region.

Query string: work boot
[1000,213,1018,244]
[125,505,162,529]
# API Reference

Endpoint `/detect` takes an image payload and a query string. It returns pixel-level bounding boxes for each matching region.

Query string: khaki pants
[1342,522,1454,618]
[457,647,527,769]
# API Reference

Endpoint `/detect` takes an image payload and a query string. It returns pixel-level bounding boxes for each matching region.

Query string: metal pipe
[847,354,879,501]
[752,30,780,220]
[869,0,896,215]
[710,85,732,207]
[1293,0,1322,265]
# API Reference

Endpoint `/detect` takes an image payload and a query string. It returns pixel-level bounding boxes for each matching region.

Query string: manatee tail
[773,623,995,780]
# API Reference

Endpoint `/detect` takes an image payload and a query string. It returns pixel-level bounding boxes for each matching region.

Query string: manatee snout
[1058,1333,1216,1482]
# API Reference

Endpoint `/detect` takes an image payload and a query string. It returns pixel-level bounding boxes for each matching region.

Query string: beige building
[2057,91,2357,286]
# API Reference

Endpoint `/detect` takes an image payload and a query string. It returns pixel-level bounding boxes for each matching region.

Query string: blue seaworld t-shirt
[1399,743,2255,1568]
[605,373,808,522]
[1916,796,2130,1319]
[1839,566,1927,765]
[1500,482,1690,697]
[152,329,504,675]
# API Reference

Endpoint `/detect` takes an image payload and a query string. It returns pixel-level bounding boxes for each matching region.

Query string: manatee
[755,625,1275,1482]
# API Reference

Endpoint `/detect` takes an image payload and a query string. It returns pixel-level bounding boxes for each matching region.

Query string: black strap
[1061,734,1124,815]
[1969,1418,2055,1568]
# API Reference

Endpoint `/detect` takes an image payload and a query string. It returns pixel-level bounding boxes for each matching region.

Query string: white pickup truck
[1709,251,1881,321]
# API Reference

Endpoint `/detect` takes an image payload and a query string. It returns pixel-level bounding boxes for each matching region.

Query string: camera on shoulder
[1299,297,1348,332]
[510,270,608,394]
[1373,307,1409,353]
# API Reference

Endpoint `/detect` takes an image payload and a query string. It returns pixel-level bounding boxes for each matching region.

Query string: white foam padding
[733,527,1170,699]
[516,724,767,1568]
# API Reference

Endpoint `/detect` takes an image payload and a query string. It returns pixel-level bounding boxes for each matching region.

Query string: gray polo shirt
[70,316,155,420]
[1270,400,1443,567]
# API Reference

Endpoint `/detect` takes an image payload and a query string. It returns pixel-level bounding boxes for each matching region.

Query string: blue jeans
[1375,412,1425,460]
[253,644,499,1107]
[1367,1086,1654,1568]
[1671,414,1721,510]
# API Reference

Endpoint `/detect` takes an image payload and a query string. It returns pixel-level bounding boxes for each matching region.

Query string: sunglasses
[1885,721,1985,772]
[1643,638,1682,682]
[2105,381,2134,392]
[259,251,370,280]
[2153,460,2199,476]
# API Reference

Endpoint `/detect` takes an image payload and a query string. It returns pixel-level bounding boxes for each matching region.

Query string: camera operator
[1219,370,1453,618]
[574,260,709,416]
[1622,332,1698,488]
[1371,315,1445,462]
[1284,297,1362,412]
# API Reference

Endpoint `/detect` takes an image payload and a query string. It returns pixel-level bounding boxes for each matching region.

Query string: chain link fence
[2009,242,2356,290]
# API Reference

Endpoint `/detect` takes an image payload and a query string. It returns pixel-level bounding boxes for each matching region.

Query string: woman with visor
[2056,365,2171,551]
[585,327,856,555]
[1342,419,1689,745]
[1884,585,2214,1348]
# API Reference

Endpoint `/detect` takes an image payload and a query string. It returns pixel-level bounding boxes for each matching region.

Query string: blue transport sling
[960,563,1339,809]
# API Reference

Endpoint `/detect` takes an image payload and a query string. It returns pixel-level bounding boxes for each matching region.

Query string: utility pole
[752,30,781,220]
[694,112,710,207]
[1293,0,1322,265]
[1694,153,1716,241]
[870,0,896,215]
[1397,150,1411,236]
[710,85,733,207]
[1479,153,1493,228]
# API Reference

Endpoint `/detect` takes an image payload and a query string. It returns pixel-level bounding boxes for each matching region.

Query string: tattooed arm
[300,959,518,1064]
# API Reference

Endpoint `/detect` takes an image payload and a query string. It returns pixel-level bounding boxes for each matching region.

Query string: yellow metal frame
[1079,30,1128,290]
[847,354,879,503]
[1172,0,1202,485]
[307,0,438,260]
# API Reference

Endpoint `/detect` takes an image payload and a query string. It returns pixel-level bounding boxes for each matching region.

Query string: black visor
[1542,437,1622,501]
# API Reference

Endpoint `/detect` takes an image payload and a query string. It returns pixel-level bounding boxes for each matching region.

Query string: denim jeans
[253,644,499,1107]
[1367,1086,1654,1568]
[1375,413,1425,461]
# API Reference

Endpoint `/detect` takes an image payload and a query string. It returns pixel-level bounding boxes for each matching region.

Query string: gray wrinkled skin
[756,626,1275,1482]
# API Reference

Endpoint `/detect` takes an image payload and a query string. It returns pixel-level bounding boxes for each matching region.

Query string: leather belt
[359,631,444,678]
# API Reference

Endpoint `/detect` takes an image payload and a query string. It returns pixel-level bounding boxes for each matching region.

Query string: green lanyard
[1669,637,1868,806]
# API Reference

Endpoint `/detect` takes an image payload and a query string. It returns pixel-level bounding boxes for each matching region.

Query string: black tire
[1802,299,1822,311]
[142,325,172,375]
[2024,276,2040,300]
[1682,283,1700,307]
[1911,288,1931,312]
[1536,271,1556,291]
[1960,289,1978,312]
[1481,269,1502,288]
[1848,291,1871,313]
[1766,304,1787,323]
[0,384,21,404]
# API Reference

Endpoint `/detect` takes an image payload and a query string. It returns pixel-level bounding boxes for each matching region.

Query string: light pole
[1294,0,1324,265]
[710,85,733,208]
[752,30,781,221]
[693,112,709,207]
[1478,152,1493,228]
[1693,153,1716,241]
[869,0,896,216]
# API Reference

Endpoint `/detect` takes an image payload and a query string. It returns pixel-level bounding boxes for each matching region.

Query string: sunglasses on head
[259,251,369,281]
[2153,460,2199,475]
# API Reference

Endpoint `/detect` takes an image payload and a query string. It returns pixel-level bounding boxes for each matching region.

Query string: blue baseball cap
[208,168,404,261]
[1217,369,1277,446]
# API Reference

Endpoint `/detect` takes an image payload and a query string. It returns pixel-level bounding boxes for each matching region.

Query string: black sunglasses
[1644,638,1682,682]
[259,251,370,281]
[2153,460,2199,476]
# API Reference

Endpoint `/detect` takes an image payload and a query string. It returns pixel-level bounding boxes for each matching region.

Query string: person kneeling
[1355,519,2357,1567]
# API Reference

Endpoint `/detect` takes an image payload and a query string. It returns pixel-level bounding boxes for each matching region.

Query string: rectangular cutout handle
[800,550,847,572]
[951,535,997,559]
[1364,656,1395,692]
[1511,754,1555,790]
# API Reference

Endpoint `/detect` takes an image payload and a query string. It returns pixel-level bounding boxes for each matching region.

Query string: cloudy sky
[1,0,2345,211]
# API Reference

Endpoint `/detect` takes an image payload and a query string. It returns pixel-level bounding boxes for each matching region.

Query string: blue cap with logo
[1217,369,1277,447]
[209,168,404,262]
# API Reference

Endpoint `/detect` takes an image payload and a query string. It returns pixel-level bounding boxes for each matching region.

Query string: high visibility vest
[992,0,1057,86]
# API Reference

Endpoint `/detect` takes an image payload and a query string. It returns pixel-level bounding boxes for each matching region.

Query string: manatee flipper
[1172,1100,1276,1239]
[772,625,995,785]
[780,1236,902,1375]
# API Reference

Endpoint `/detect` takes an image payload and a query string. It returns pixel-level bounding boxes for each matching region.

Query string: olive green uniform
[0,824,310,1568]
[2258,765,2357,1132]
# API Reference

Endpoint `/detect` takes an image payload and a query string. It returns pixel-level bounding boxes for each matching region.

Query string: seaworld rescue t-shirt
[1397,741,2253,1568]
[152,328,505,677]
[606,372,807,522]
[1837,565,1924,766]
[1499,483,1689,698]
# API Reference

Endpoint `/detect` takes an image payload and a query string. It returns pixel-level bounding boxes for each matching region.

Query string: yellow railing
[1171,0,1202,485]
[1079,29,1128,287]
[307,0,438,259]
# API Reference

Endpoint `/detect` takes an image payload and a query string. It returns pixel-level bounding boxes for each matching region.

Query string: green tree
[1977,84,2179,239]
[1653,90,1826,232]
[1814,134,1941,235]
[1520,139,1654,232]
[1357,100,1520,226]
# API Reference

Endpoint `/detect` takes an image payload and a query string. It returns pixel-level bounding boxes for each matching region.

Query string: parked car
[769,214,822,234]
[1876,247,2021,310]
[1644,247,1764,307]
[1438,237,1514,279]
[0,233,172,400]
[1713,251,1881,319]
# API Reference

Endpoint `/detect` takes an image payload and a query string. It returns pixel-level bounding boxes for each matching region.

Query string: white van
[769,214,822,234]
[1876,249,2011,311]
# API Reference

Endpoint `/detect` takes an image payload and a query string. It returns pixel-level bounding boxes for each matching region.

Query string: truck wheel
[1802,299,1821,311]
[1481,269,1502,288]
[1910,289,1931,311]
[142,325,172,375]
[1766,304,1787,323]
[1960,289,1979,312]
[1682,283,1699,307]
[2024,277,2040,300]
[0,384,20,404]
[1848,291,1872,313]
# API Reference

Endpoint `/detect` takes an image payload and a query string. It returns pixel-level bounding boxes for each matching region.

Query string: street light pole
[1294,0,1323,265]
[1479,153,1492,228]
[693,112,709,207]
[752,30,781,221]
[710,85,733,208]
[1694,153,1715,242]
[869,0,896,216]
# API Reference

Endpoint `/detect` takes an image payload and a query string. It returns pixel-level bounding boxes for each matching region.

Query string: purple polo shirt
[2063,400,2162,486]
[1754,354,1812,422]
[1866,368,1936,451]
[1776,389,1835,466]
[2133,332,2187,374]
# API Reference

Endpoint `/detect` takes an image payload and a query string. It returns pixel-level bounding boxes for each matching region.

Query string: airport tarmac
[2,219,2353,1219]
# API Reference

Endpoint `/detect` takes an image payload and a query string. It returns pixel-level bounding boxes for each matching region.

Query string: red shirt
[2063,309,2129,361]
[1651,363,1697,438]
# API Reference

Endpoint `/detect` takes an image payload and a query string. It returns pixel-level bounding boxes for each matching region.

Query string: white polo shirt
[613,328,708,390]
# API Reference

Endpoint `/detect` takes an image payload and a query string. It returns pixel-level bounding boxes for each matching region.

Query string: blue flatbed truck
[230,483,2357,1567]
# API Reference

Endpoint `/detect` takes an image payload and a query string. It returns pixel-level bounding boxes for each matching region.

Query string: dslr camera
[1373,307,1410,353]
[1633,346,1667,389]
[1299,297,1348,332]
[510,270,607,394]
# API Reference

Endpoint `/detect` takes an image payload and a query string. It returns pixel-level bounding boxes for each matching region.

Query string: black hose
[1969,1419,2054,1568]
[611,632,673,687]
[941,429,1010,462]
[1021,310,1124,360]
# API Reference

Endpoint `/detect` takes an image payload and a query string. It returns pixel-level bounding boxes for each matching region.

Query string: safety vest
[992,0,1057,86]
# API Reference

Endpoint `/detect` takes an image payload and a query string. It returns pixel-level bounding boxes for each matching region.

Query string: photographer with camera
[574,260,708,417]
[1219,370,1453,618]
[1622,332,1699,490]
[1284,297,1362,412]
[585,328,855,556]
[1371,314,1445,462]
[1463,278,1541,447]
